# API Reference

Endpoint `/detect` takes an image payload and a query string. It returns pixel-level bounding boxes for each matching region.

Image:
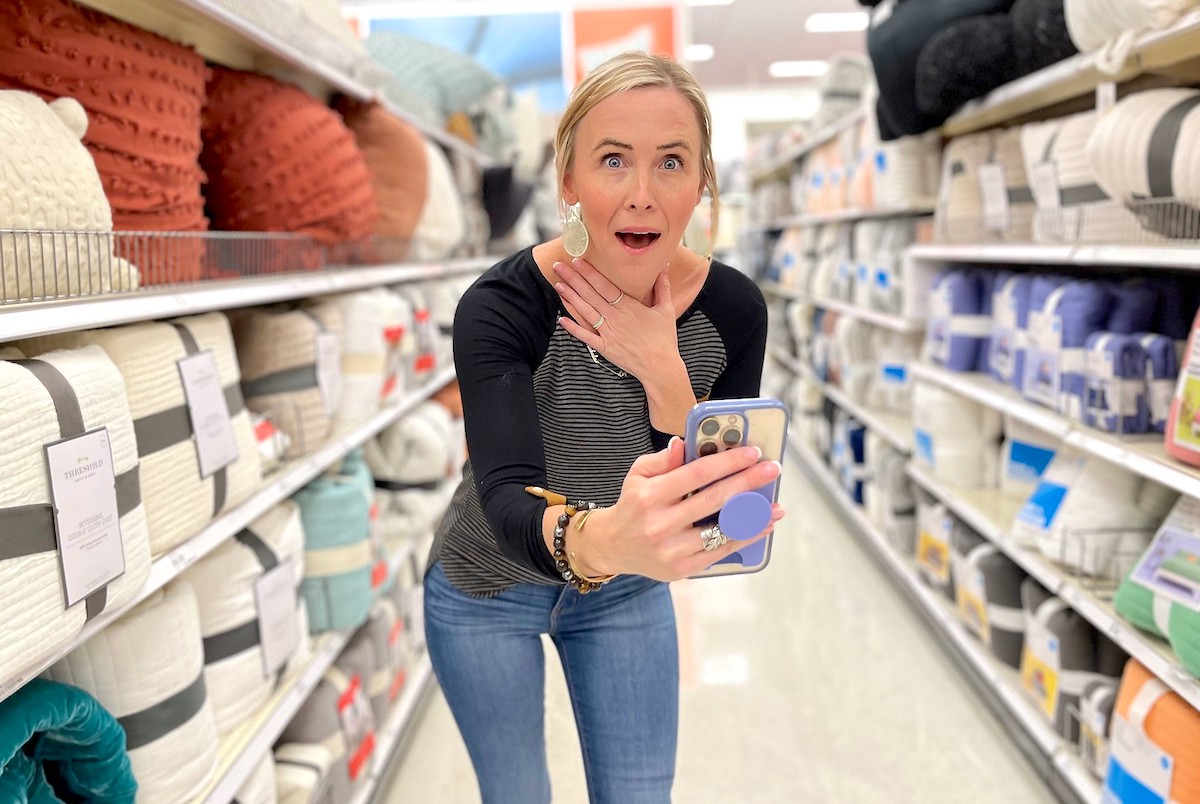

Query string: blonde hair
[555,51,719,245]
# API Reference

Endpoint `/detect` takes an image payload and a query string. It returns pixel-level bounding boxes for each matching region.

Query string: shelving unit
[905,464,1200,714]
[749,204,935,233]
[788,435,1101,804]
[748,110,866,186]
[911,363,1200,502]
[908,243,1200,271]
[760,285,924,334]
[0,366,457,704]
[0,258,493,342]
[769,344,913,453]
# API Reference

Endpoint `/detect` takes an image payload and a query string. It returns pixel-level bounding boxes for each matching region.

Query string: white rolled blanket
[912,381,1002,488]
[235,750,278,804]
[0,346,152,687]
[275,743,333,804]
[331,289,408,432]
[45,581,219,803]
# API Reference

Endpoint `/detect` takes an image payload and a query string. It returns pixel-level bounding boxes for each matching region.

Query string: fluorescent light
[685,44,715,62]
[684,0,736,6]
[768,60,828,79]
[805,12,870,32]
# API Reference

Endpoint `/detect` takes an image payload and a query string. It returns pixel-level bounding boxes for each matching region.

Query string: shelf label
[178,351,239,479]
[1006,440,1056,486]
[914,428,934,468]
[254,559,300,678]
[1020,613,1061,721]
[1031,162,1061,211]
[1104,714,1173,804]
[880,363,908,386]
[46,428,125,608]
[1017,479,1070,534]
[1129,499,1200,612]
[1024,310,1063,409]
[338,674,377,781]
[952,553,991,645]
[917,507,952,585]
[316,332,343,417]
[1097,82,1117,114]
[979,163,1011,233]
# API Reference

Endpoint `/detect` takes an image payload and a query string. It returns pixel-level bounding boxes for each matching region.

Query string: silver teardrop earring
[562,202,589,258]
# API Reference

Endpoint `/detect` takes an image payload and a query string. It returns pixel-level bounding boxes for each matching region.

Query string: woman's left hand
[553,257,679,381]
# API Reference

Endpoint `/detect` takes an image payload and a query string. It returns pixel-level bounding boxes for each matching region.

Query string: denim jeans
[424,561,679,804]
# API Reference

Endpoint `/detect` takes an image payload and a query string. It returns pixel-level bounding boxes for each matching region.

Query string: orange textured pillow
[202,68,377,247]
[337,100,429,259]
[0,0,209,283]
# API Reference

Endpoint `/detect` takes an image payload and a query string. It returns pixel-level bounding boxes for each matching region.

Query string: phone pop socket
[718,492,773,541]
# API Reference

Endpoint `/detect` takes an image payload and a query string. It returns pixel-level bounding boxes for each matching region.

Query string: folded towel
[1166,306,1200,467]
[1024,278,1114,420]
[0,678,137,804]
[0,346,152,686]
[181,501,307,737]
[275,743,334,804]
[913,380,1002,488]
[1104,659,1200,802]
[925,268,994,372]
[952,526,1028,669]
[234,750,277,804]
[990,272,1035,391]
[234,302,344,459]
[45,581,219,803]
[1083,332,1151,434]
[19,313,263,556]
[294,450,374,634]
[999,415,1058,500]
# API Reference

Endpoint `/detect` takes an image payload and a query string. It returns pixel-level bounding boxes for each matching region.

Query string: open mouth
[616,231,661,249]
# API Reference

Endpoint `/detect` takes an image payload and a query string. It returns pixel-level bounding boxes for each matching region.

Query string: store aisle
[382,456,1056,803]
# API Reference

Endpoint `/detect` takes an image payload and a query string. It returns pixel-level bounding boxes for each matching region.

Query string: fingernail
[555,283,565,293]
[573,258,583,269]
[668,435,681,448]
[745,446,762,460]
[764,460,782,476]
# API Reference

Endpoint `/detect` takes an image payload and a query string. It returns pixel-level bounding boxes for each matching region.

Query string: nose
[626,171,656,211]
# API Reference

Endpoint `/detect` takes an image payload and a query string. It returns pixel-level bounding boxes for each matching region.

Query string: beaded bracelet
[528,487,615,593]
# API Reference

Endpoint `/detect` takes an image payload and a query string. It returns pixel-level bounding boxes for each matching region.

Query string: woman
[424,51,784,803]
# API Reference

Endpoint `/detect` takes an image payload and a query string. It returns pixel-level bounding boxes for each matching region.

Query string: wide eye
[662,156,682,171]
[604,154,623,169]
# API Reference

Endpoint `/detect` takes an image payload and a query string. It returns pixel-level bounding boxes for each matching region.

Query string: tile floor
[381,456,1058,803]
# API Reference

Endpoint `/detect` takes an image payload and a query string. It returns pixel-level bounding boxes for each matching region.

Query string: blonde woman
[425,51,784,803]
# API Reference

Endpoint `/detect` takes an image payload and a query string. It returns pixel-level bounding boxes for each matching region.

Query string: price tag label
[917,510,952,585]
[979,163,1011,233]
[338,674,377,781]
[1031,163,1061,211]
[1097,82,1117,114]
[953,555,991,645]
[178,351,239,478]
[315,332,342,417]
[1021,614,1061,720]
[254,559,300,678]
[45,429,125,608]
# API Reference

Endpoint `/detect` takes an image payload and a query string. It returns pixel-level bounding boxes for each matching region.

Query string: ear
[562,170,579,206]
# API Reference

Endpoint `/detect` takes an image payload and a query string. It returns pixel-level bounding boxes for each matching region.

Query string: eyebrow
[591,137,693,152]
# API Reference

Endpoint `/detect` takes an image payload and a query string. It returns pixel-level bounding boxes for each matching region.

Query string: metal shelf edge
[907,243,1200,271]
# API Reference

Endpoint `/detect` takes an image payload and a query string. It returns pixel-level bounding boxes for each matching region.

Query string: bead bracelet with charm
[526,486,616,592]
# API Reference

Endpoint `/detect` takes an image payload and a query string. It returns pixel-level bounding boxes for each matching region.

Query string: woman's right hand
[574,437,786,582]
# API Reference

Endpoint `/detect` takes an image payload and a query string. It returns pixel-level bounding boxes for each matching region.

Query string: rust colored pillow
[337,100,429,259]
[0,0,209,284]
[202,68,377,247]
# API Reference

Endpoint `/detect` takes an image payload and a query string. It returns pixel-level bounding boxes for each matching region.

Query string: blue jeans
[424,561,679,804]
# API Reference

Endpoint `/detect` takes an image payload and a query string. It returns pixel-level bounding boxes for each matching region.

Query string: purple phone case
[684,397,789,576]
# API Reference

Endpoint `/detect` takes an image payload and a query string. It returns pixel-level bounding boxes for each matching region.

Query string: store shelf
[348,653,436,804]
[908,243,1200,271]
[788,435,1101,804]
[769,345,913,453]
[759,282,803,300]
[0,258,492,342]
[942,10,1200,137]
[812,295,926,333]
[911,363,1200,502]
[0,366,457,704]
[748,110,866,185]
[751,203,936,232]
[905,464,1200,715]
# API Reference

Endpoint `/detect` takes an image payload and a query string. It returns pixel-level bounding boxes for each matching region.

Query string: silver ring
[699,524,728,552]
[591,314,606,330]
[606,291,623,306]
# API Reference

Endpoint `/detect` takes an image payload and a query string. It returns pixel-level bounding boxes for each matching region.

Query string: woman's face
[563,86,705,273]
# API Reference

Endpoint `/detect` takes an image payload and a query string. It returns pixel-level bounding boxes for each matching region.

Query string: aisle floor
[382,456,1056,803]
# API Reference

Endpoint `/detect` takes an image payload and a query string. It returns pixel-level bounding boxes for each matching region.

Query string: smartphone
[684,397,789,578]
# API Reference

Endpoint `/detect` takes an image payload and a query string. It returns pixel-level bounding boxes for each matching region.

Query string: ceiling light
[804,12,870,32]
[768,60,829,79]
[685,44,715,62]
[684,0,736,7]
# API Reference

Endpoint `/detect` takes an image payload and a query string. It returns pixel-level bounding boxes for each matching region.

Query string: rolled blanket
[935,132,992,243]
[337,599,398,727]
[1138,333,1181,433]
[180,501,307,737]
[1019,580,1115,741]
[1086,88,1200,237]
[1023,278,1115,420]
[865,436,917,555]
[0,346,152,685]
[868,330,922,413]
[917,498,956,602]
[810,225,839,301]
[0,678,137,803]
[1066,0,1198,67]
[234,302,344,459]
[201,67,377,247]
[1083,332,1151,434]
[999,415,1058,500]
[951,526,1028,669]
[275,743,334,804]
[20,313,263,556]
[0,0,208,283]
[1104,659,1200,802]
[1079,679,1118,780]
[785,300,815,364]
[872,134,942,210]
[235,750,277,804]
[332,289,408,432]
[293,450,374,634]
[990,272,1035,391]
[989,127,1037,242]
[1014,447,1173,578]
[277,666,373,803]
[852,221,885,310]
[394,286,438,386]
[925,268,994,372]
[1106,280,1158,335]
[833,317,876,404]
[1167,306,1200,467]
[812,55,870,132]
[45,581,219,803]
[0,91,138,302]
[410,140,467,261]
[912,380,1002,488]
[871,217,917,315]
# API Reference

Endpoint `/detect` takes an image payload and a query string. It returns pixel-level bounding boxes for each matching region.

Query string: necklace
[587,343,628,379]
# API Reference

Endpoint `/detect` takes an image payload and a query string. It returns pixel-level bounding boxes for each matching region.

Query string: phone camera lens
[698,441,718,456]
[722,429,742,446]
[700,418,720,437]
